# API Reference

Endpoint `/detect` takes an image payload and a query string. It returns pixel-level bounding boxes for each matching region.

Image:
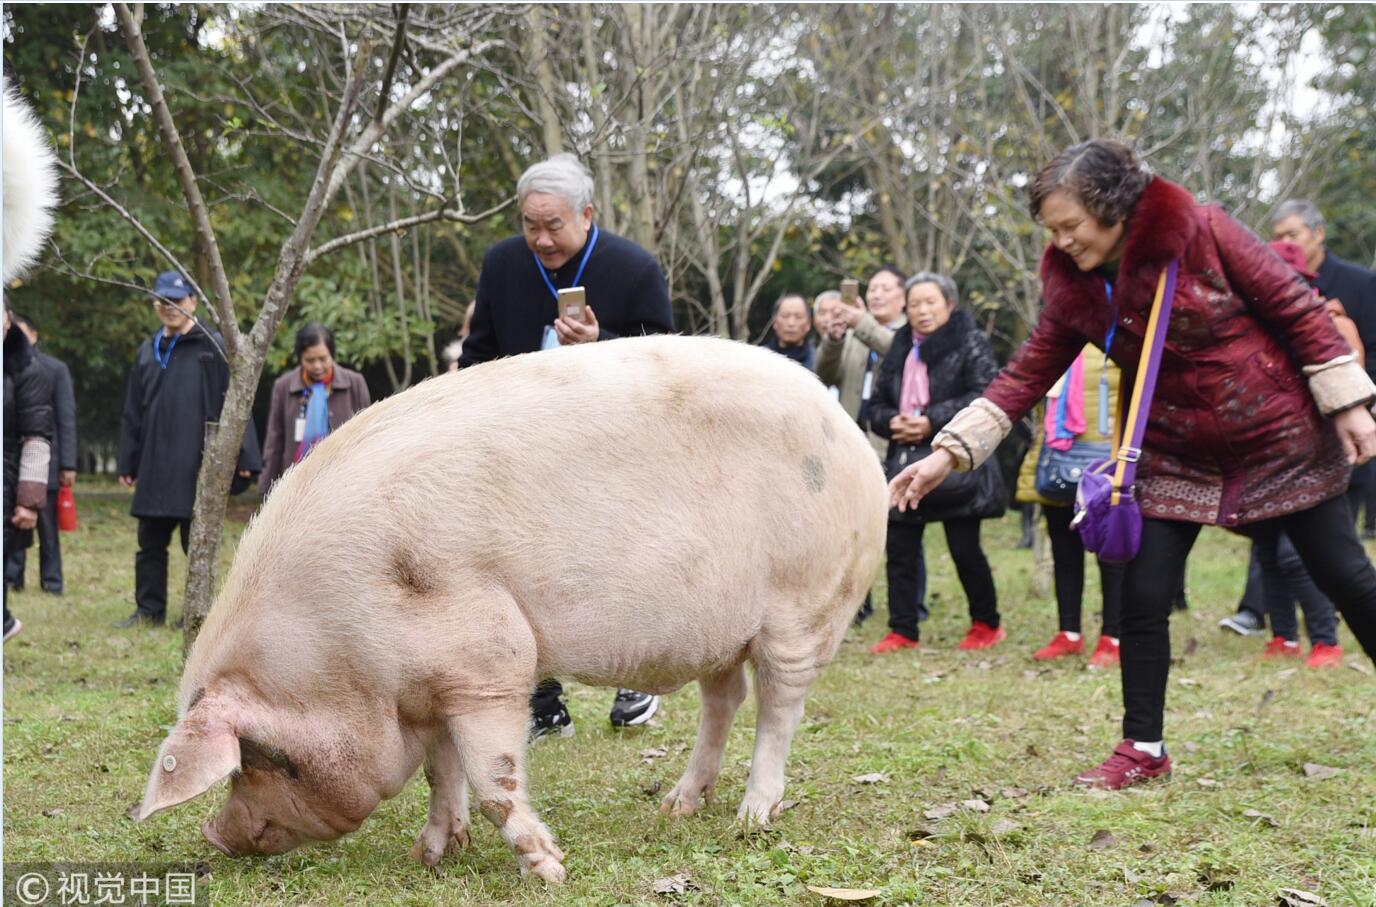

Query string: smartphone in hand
[558,286,587,321]
[840,278,860,306]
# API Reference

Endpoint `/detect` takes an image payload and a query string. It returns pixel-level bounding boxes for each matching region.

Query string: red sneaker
[1261,636,1302,659]
[1074,740,1172,790]
[958,621,1006,651]
[871,632,920,655]
[1305,642,1343,668]
[1088,635,1121,668]
[1033,631,1084,661]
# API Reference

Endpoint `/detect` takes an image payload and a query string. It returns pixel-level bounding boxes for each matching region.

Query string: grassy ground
[4,480,1375,906]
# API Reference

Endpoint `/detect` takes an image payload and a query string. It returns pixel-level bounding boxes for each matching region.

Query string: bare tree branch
[115,2,242,358]
[304,196,515,266]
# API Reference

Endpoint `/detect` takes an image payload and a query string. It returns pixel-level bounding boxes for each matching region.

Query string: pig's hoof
[514,832,565,884]
[735,794,781,830]
[659,779,714,817]
[411,822,471,869]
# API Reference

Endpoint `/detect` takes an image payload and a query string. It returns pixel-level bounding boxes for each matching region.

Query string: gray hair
[812,289,841,312]
[905,271,959,308]
[1271,199,1325,231]
[517,153,595,212]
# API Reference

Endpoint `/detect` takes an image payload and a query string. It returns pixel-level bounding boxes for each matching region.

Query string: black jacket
[1315,251,1376,380]
[32,350,76,488]
[870,309,1006,521]
[117,326,262,520]
[459,228,674,367]
[3,324,54,524]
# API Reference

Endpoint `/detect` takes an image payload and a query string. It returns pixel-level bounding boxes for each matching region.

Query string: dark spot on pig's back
[390,549,438,598]
[821,417,836,443]
[802,456,826,494]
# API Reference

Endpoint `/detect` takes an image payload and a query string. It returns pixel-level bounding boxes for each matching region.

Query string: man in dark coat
[5,314,75,595]
[460,153,674,738]
[3,304,54,642]
[1272,200,1376,535]
[115,271,262,628]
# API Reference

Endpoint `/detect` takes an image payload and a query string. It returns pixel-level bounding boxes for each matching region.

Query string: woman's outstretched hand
[1334,405,1376,464]
[887,448,957,512]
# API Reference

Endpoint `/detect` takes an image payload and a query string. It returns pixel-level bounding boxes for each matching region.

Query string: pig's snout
[202,820,235,856]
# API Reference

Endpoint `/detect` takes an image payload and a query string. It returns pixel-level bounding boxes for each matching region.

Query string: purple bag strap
[1111,261,1179,496]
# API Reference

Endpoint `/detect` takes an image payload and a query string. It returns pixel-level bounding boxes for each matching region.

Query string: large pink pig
[135,334,888,883]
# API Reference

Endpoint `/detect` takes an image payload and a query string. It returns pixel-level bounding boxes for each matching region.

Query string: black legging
[1044,505,1124,637]
[886,517,998,642]
[1121,494,1376,741]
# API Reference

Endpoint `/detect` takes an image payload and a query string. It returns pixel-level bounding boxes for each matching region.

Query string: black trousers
[1122,495,1376,741]
[1253,534,1339,646]
[5,490,62,591]
[134,517,191,619]
[886,518,996,642]
[1236,545,1266,620]
[1044,505,1124,637]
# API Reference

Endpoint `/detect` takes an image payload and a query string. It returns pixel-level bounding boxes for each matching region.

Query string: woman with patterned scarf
[260,323,372,495]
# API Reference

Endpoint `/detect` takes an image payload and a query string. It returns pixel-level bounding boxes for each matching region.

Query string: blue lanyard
[153,330,181,370]
[1099,278,1117,436]
[531,224,599,301]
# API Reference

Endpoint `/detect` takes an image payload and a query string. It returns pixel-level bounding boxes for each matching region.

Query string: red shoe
[958,621,1006,651]
[1088,635,1121,668]
[871,632,920,655]
[1261,636,1302,659]
[1074,740,1172,790]
[1305,642,1343,668]
[1033,631,1084,661]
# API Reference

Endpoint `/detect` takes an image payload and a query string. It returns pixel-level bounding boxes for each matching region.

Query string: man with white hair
[458,153,673,366]
[458,153,675,738]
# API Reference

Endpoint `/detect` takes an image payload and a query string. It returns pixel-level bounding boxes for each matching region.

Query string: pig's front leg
[661,663,748,817]
[410,731,471,870]
[448,705,566,884]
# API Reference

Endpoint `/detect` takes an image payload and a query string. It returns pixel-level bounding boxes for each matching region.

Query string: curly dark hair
[1028,139,1152,227]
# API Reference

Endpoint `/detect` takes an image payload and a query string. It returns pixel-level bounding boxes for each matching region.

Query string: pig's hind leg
[410,732,471,870]
[448,707,566,884]
[660,662,748,817]
[737,636,818,827]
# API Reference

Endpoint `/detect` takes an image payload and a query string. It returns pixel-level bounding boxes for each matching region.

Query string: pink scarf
[1043,352,1086,451]
[899,336,931,416]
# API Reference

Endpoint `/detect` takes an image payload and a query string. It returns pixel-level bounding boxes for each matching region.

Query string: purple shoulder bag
[1071,262,1179,563]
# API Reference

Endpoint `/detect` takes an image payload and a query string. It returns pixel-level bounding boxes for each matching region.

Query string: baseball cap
[154,270,193,300]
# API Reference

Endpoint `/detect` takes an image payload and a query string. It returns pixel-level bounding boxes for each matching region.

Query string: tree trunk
[525,7,565,156]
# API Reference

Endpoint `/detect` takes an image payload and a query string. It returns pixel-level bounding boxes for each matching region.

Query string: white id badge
[861,370,874,401]
[293,417,306,442]
[540,324,562,350]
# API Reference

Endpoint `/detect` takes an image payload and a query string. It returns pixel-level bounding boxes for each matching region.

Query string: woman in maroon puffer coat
[889,139,1376,790]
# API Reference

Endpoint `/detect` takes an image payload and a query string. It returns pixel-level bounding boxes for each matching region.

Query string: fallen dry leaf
[652,874,697,896]
[640,747,668,763]
[989,819,1020,837]
[960,799,991,813]
[778,799,799,813]
[1302,763,1338,780]
[1347,660,1373,676]
[1196,778,1222,789]
[806,885,882,901]
[999,787,1029,799]
[1089,829,1117,850]
[1177,677,1199,687]
[1182,742,1200,754]
[1277,888,1328,907]
[923,803,958,820]
[851,772,889,785]
[1243,809,1279,828]
[41,808,63,818]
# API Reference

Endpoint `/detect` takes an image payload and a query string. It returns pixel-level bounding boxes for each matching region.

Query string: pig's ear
[137,709,241,821]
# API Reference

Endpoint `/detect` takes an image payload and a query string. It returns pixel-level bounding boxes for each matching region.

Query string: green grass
[5,481,1376,905]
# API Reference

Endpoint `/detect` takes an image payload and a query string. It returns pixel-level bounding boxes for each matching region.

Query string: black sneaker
[529,699,575,743]
[609,689,659,727]
[113,611,164,629]
[2,616,22,643]
[1218,609,1264,636]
